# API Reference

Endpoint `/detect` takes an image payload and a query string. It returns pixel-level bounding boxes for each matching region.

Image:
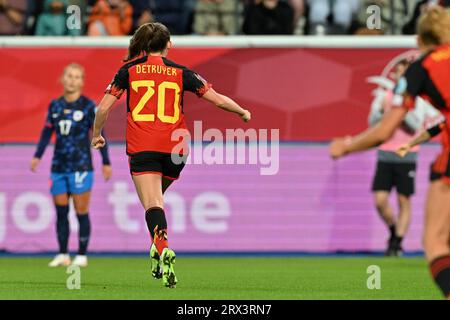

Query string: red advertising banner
[0,46,409,142]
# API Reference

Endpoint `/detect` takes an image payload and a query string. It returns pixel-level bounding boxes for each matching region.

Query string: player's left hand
[91,135,106,149]
[30,157,40,172]
[329,137,350,160]
[102,165,112,181]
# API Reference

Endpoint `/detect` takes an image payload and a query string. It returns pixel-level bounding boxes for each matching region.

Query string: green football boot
[161,248,177,288]
[150,243,162,279]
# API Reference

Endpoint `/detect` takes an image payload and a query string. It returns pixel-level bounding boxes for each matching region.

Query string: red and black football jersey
[105,55,211,155]
[396,45,450,142]
[399,45,450,112]
[396,45,450,179]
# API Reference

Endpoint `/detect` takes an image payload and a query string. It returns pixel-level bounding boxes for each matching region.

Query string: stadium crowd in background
[0,0,450,36]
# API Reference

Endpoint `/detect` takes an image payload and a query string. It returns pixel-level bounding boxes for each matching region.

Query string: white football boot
[71,255,88,267]
[48,254,71,267]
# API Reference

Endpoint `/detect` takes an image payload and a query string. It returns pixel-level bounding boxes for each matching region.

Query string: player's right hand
[30,157,40,172]
[329,137,350,160]
[396,144,410,158]
[241,110,251,123]
[91,135,106,149]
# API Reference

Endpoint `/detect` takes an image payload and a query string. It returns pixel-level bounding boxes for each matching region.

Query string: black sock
[145,207,167,239]
[77,214,91,255]
[394,236,403,250]
[430,255,450,298]
[55,205,70,254]
[389,224,396,239]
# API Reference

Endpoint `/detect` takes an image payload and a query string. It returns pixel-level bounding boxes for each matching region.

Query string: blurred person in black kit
[403,0,450,34]
[243,0,294,34]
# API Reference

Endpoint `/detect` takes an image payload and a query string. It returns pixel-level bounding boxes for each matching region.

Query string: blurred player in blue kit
[30,63,112,267]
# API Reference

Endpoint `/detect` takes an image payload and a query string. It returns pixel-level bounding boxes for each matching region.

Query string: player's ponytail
[417,7,450,46]
[124,22,171,62]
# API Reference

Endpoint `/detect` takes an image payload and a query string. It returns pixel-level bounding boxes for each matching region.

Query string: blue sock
[55,205,70,254]
[76,214,91,255]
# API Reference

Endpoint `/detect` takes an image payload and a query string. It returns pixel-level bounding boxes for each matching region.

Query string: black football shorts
[129,151,188,180]
[372,161,416,196]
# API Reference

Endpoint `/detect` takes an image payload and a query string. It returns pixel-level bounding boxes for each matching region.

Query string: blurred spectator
[0,0,27,35]
[69,0,88,10]
[69,0,88,33]
[307,0,360,35]
[403,0,450,34]
[87,0,133,35]
[243,0,294,35]
[129,0,153,33]
[288,0,305,32]
[22,0,41,35]
[352,0,439,35]
[193,0,240,35]
[35,0,82,35]
[153,0,196,35]
[353,0,417,35]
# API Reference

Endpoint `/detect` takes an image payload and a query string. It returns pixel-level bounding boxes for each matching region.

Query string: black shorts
[430,170,442,182]
[372,161,416,196]
[430,166,450,183]
[429,152,450,183]
[128,151,187,180]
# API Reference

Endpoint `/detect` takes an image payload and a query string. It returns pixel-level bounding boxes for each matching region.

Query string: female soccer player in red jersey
[30,63,112,268]
[91,22,251,288]
[330,7,450,298]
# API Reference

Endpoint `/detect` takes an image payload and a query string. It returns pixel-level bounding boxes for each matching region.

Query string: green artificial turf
[0,256,442,300]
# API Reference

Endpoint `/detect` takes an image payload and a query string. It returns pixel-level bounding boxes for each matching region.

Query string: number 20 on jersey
[131,80,181,124]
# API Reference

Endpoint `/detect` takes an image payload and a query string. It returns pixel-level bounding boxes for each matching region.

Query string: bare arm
[330,107,407,159]
[348,107,407,153]
[92,94,117,149]
[201,88,251,122]
[395,130,431,158]
[407,130,432,148]
[396,121,445,157]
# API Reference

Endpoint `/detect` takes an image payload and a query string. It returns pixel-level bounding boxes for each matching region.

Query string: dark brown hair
[395,58,410,68]
[124,22,171,62]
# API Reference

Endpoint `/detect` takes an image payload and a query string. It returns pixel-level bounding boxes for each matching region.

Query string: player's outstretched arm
[396,121,445,157]
[92,94,117,149]
[330,107,407,159]
[201,88,251,122]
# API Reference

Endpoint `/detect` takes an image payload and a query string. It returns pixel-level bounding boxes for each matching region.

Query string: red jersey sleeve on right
[183,68,212,97]
[105,65,129,99]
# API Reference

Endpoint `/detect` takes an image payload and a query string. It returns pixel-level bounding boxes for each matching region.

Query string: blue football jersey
[34,95,110,173]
